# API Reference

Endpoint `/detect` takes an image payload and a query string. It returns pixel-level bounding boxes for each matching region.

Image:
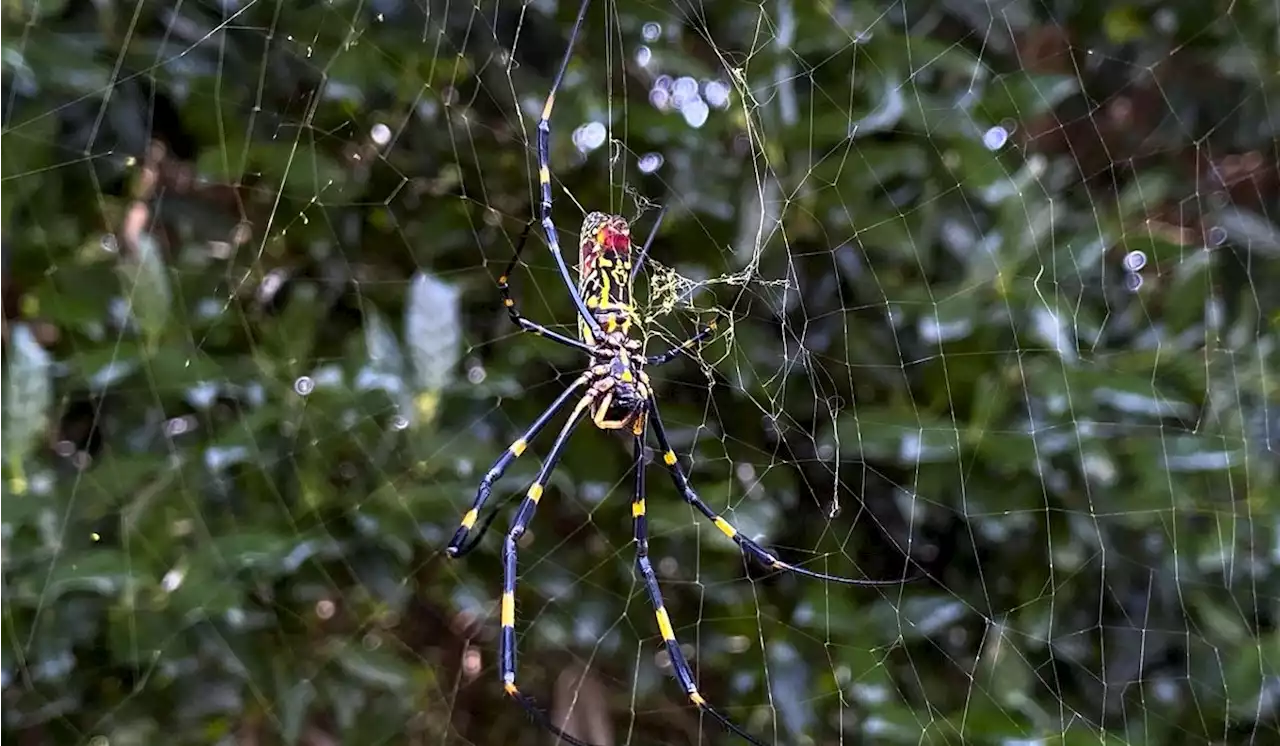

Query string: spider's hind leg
[498,393,600,746]
[629,430,770,746]
[446,375,590,558]
[645,397,914,587]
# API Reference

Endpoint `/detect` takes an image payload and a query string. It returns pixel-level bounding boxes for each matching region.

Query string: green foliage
[2,0,1277,744]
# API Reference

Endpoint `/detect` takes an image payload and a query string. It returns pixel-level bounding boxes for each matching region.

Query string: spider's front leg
[532,0,603,340]
[645,319,718,367]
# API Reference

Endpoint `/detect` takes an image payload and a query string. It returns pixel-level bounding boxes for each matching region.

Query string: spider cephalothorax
[443,3,913,744]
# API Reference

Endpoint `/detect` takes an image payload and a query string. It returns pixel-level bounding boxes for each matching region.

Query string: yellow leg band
[461,508,479,529]
[655,606,675,641]
[501,591,515,627]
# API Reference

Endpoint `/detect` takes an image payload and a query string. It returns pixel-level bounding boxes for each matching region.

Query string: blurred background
[2,0,1277,744]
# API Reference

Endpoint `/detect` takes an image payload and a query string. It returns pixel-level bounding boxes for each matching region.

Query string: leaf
[1139,433,1249,474]
[364,308,405,378]
[1,109,57,235]
[358,308,412,419]
[405,271,462,424]
[116,232,173,351]
[161,560,242,620]
[9,0,72,22]
[99,716,161,746]
[766,641,816,737]
[1223,630,1280,720]
[330,640,416,693]
[3,30,111,96]
[857,703,928,743]
[77,454,175,523]
[17,550,144,602]
[30,264,116,331]
[3,324,52,492]
[1104,6,1147,43]
[1116,169,1176,219]
[849,77,906,138]
[1028,301,1078,362]
[894,595,970,640]
[195,138,348,197]
[975,621,1034,709]
[277,678,316,746]
[269,281,323,378]
[832,405,961,465]
[1211,206,1280,256]
[205,532,336,576]
[107,606,174,666]
[977,71,1079,125]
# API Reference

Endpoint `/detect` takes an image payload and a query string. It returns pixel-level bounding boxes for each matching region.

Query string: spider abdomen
[577,211,636,344]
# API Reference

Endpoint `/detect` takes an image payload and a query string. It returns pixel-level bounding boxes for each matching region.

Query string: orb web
[2,1,1276,745]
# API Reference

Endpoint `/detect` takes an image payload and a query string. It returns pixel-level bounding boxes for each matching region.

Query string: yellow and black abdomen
[578,252,636,341]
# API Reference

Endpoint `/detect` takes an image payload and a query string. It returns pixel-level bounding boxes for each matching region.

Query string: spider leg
[646,398,912,587]
[630,432,769,746]
[500,392,600,746]
[629,205,666,282]
[644,321,718,367]
[537,0,603,340]
[447,374,590,558]
[500,220,597,355]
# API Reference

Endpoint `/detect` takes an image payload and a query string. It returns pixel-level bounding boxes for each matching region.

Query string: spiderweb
[2,1,1276,745]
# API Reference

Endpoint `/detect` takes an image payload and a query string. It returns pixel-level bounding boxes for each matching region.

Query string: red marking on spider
[601,227,630,253]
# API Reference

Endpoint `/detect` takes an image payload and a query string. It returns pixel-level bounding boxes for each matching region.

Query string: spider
[445,2,909,743]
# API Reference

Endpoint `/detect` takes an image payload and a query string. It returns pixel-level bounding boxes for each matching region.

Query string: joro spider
[445,1,909,744]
